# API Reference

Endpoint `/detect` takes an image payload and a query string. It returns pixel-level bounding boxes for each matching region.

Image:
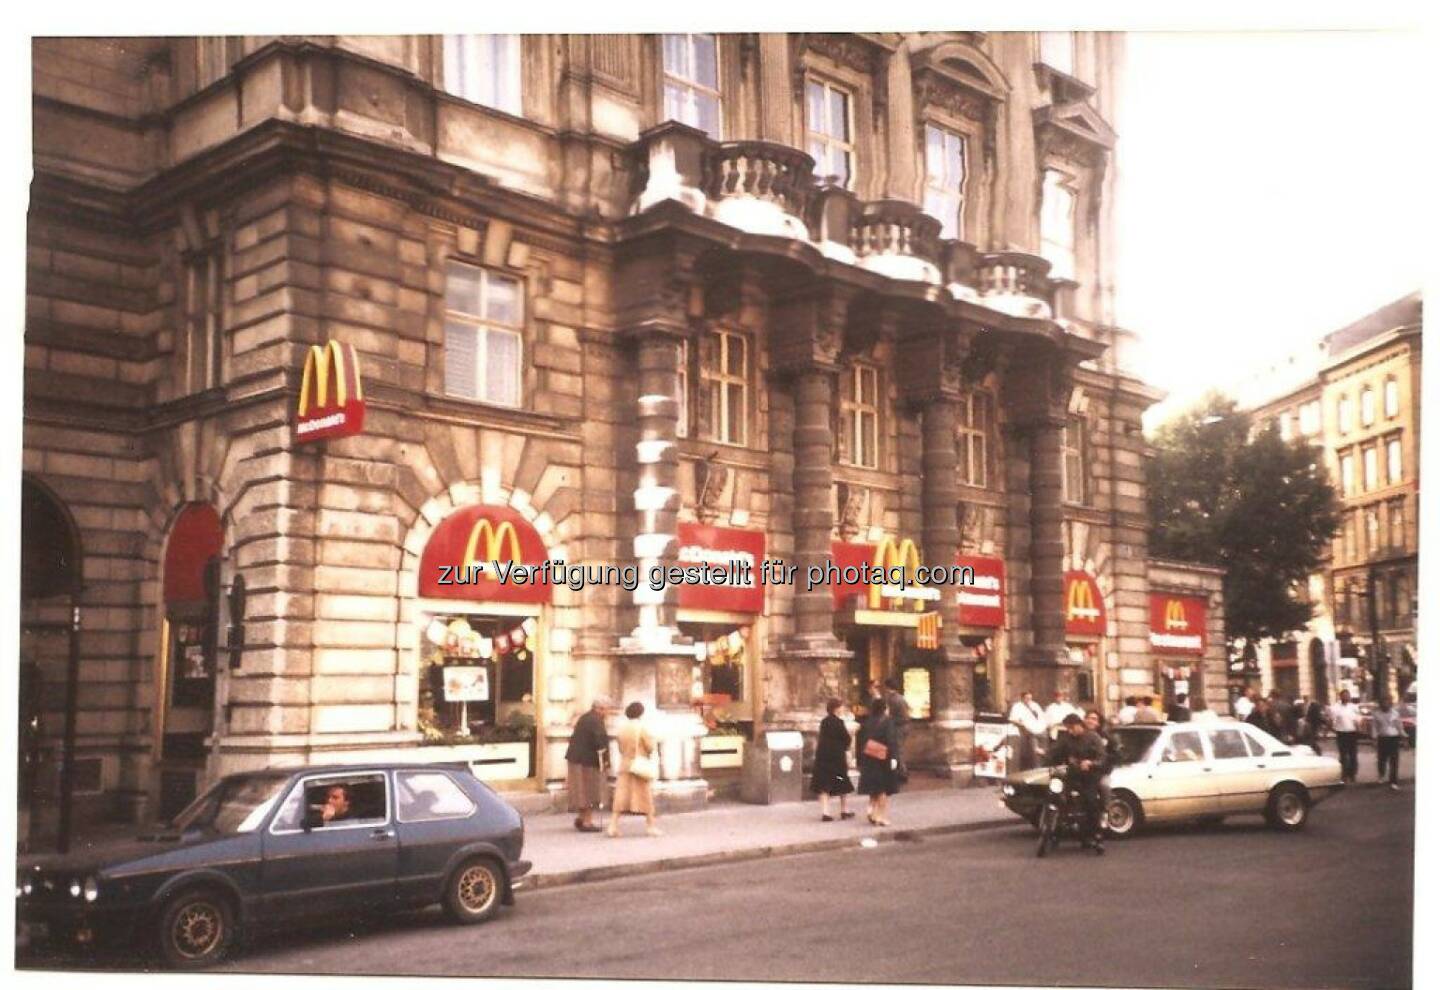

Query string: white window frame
[1279,412,1293,441]
[1364,505,1381,558]
[1337,394,1352,434]
[923,123,967,241]
[675,338,690,439]
[444,261,524,408]
[805,77,855,190]
[702,329,748,447]
[662,33,722,139]
[1384,378,1400,419]
[1363,445,1378,491]
[1041,169,1078,282]
[1387,436,1402,484]
[840,362,880,469]
[182,245,225,394]
[957,390,991,489]
[442,34,522,116]
[1360,387,1376,427]
[1339,452,1355,496]
[1299,400,1321,437]
[1062,416,1087,505]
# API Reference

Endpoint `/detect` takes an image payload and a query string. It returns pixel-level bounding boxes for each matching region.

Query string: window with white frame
[1039,31,1075,76]
[923,124,967,240]
[1339,452,1355,496]
[444,262,523,407]
[182,246,225,394]
[675,338,690,439]
[1388,497,1405,552]
[1040,170,1077,281]
[1363,445,1378,491]
[1279,411,1293,441]
[1387,435,1402,484]
[442,35,522,115]
[957,390,992,488]
[1337,394,1352,434]
[701,329,748,446]
[662,33,722,139]
[1342,511,1356,563]
[839,363,880,468]
[1299,400,1321,437]
[1364,505,1380,558]
[806,78,854,189]
[1361,386,1375,427]
[1384,377,1400,418]
[1062,416,1087,504]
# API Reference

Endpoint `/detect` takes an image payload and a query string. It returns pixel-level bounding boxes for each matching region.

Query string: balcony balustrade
[850,199,942,284]
[977,251,1055,319]
[704,140,815,240]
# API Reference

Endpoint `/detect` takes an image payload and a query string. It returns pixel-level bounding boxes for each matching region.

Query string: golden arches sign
[461,518,523,580]
[1066,576,1100,621]
[298,340,363,416]
[1164,598,1189,631]
[869,537,923,611]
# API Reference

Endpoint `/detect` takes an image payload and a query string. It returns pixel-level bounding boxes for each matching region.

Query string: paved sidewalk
[522,783,1012,889]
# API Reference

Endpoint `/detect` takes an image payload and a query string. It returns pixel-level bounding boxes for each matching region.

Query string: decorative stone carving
[695,455,729,524]
[836,481,868,541]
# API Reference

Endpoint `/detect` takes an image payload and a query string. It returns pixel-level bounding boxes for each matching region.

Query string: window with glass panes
[1363,445,1378,491]
[1384,378,1400,418]
[1388,498,1405,551]
[442,35,522,115]
[1062,416,1087,504]
[1299,400,1321,436]
[1279,412,1293,441]
[1343,511,1357,563]
[701,330,748,446]
[1365,505,1380,558]
[444,262,523,407]
[840,363,880,468]
[957,391,992,488]
[182,246,225,394]
[1337,394,1352,434]
[1339,452,1355,495]
[1361,387,1375,426]
[806,79,853,188]
[675,338,690,439]
[662,34,722,139]
[923,124,967,240]
[1387,435,1402,484]
[1041,170,1077,281]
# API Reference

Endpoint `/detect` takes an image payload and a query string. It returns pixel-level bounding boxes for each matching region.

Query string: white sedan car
[1002,719,1344,836]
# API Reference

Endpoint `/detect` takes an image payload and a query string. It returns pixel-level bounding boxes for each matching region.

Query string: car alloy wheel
[1105,794,1141,838]
[446,857,503,924]
[1268,784,1310,830]
[158,889,234,968]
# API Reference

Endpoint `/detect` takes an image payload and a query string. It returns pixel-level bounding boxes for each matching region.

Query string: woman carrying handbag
[607,701,663,837]
[856,696,899,826]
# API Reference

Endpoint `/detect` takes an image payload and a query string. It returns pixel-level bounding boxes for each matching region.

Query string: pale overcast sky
[1115,31,1424,427]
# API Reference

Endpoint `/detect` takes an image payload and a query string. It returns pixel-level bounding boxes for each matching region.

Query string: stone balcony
[850,199,942,285]
[976,251,1057,319]
[704,139,815,240]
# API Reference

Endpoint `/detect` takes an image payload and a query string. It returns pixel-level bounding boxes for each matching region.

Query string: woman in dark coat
[856,696,899,826]
[810,698,855,821]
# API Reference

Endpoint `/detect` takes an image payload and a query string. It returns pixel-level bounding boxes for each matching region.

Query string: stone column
[791,366,844,651]
[1028,414,1069,662]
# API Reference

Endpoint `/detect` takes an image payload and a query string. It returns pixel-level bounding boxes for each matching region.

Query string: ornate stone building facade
[22,32,1225,836]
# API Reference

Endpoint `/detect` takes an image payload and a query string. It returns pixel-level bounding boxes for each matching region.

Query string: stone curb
[523,815,1014,891]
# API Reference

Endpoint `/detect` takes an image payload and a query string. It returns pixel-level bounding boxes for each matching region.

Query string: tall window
[1339,452,1354,496]
[442,35,522,115]
[1299,400,1321,436]
[1362,445,1378,491]
[675,338,690,439]
[1364,505,1381,559]
[182,246,225,394]
[1342,511,1357,563]
[1360,387,1375,427]
[923,124,967,240]
[1384,377,1400,418]
[444,262,523,407]
[1386,435,1403,484]
[839,363,880,468]
[1337,394,1352,434]
[1039,31,1075,76]
[1040,170,1077,281]
[662,34,721,139]
[806,79,853,189]
[1062,416,1087,504]
[1279,412,1293,441]
[701,329,748,446]
[1388,498,1405,552]
[957,390,992,488]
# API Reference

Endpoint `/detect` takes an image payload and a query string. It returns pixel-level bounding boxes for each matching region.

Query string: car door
[393,769,481,906]
[260,771,400,921]
[1141,728,1221,820]
[1205,726,1269,813]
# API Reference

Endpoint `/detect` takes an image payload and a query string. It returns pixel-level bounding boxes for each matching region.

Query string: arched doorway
[156,503,224,820]
[20,476,83,851]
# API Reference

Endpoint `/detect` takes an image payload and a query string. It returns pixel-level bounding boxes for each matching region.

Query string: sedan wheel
[158,889,235,969]
[445,857,504,924]
[1105,793,1141,838]
[1266,783,1310,831]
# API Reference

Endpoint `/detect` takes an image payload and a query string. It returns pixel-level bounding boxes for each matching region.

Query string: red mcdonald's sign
[419,505,552,604]
[956,554,1005,628]
[677,523,766,614]
[1149,594,1207,655]
[295,340,365,442]
[1063,570,1106,637]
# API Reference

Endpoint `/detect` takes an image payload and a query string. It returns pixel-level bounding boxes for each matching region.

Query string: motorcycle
[1035,765,1103,857]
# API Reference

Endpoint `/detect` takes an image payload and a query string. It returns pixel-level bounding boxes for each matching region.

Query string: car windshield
[1111,727,1162,765]
[170,773,290,835]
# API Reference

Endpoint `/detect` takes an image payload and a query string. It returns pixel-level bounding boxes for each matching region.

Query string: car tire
[445,856,505,924]
[1105,792,1142,839]
[1265,783,1310,831]
[157,887,236,969]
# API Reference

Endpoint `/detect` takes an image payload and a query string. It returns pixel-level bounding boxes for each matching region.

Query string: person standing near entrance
[883,677,911,783]
[1116,696,1139,726]
[1133,695,1164,724]
[1371,696,1404,790]
[1044,690,1079,740]
[811,698,856,821]
[1327,689,1361,784]
[607,701,661,837]
[1007,691,1047,770]
[565,696,611,832]
[856,697,899,826]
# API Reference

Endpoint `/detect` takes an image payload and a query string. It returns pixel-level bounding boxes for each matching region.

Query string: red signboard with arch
[1063,570,1106,637]
[163,504,224,604]
[419,505,552,604]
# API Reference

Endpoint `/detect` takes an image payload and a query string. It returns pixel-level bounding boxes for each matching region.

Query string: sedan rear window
[1110,727,1161,765]
[1208,729,1250,760]
[397,771,477,823]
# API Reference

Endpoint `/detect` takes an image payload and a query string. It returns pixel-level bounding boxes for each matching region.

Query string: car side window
[396,771,477,823]
[1243,732,1267,757]
[1208,729,1249,760]
[1161,731,1204,763]
[270,773,389,832]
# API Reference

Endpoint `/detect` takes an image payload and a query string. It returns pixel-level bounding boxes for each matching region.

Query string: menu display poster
[443,666,490,703]
[973,720,1012,778]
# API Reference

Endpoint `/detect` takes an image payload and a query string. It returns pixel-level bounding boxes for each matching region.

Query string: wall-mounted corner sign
[296,341,365,442]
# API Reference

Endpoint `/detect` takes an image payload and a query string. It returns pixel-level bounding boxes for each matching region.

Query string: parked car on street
[1001,719,1343,837]
[17,763,530,968]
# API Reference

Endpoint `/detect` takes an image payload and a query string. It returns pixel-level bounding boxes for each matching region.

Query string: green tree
[1147,392,1341,646]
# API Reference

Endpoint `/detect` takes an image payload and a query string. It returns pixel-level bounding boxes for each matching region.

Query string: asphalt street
[23,780,1414,988]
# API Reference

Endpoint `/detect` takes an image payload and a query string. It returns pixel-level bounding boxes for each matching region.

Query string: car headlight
[1001,784,1015,797]
[69,879,83,899]
[83,877,99,903]
[1048,777,1065,794]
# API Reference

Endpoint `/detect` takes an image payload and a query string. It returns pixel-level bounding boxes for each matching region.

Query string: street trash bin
[740,730,805,804]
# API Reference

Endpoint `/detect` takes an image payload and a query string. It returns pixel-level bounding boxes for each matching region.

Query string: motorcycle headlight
[83,877,99,903]
[1001,784,1015,797]
[1048,777,1065,794]
[68,879,83,899]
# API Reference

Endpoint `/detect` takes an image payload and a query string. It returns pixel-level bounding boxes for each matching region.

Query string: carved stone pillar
[628,330,684,647]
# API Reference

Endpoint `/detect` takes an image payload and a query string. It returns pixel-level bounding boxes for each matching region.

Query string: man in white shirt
[1327,689,1361,784]
[1233,689,1256,721]
[1116,696,1139,726]
[1007,691,1047,770]
[1370,696,1404,789]
[1044,690,1079,740]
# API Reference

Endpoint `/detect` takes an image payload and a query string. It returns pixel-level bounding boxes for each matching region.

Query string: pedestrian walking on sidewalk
[1328,690,1361,784]
[1371,696,1404,790]
[565,696,612,832]
[856,697,899,826]
[607,701,662,837]
[811,698,856,821]
[884,678,911,783]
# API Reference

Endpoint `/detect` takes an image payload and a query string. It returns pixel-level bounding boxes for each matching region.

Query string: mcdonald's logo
[296,340,365,442]
[1164,599,1189,631]
[1064,571,1106,635]
[870,537,923,611]
[1149,594,1205,654]
[461,519,523,581]
[419,505,552,604]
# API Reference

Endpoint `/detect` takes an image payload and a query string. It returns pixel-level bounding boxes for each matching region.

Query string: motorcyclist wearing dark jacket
[1084,709,1120,821]
[1046,713,1108,853]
